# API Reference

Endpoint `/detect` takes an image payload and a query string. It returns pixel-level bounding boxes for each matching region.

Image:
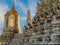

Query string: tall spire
[27,9,31,24]
[36,2,39,6]
[40,0,44,3]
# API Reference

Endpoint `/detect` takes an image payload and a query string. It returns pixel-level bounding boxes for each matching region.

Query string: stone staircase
[9,33,24,45]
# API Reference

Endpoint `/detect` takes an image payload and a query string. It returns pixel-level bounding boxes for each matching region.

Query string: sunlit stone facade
[2,0,60,45]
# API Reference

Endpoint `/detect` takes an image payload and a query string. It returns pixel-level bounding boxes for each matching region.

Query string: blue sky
[0,0,40,34]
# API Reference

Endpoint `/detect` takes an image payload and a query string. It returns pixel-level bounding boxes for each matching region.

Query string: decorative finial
[12,0,15,10]
[36,2,38,6]
[40,0,44,3]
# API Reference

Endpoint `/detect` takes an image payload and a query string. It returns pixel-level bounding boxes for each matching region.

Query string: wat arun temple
[1,0,60,45]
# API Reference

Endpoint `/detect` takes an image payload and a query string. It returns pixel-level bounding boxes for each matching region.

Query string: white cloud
[15,0,27,15]
[0,4,8,23]
[0,3,8,34]
[14,0,39,21]
[21,16,27,20]
[29,0,37,19]
[14,0,28,21]
[15,0,37,21]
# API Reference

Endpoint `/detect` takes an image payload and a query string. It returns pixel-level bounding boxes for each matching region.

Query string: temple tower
[2,3,20,45]
[4,4,20,33]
